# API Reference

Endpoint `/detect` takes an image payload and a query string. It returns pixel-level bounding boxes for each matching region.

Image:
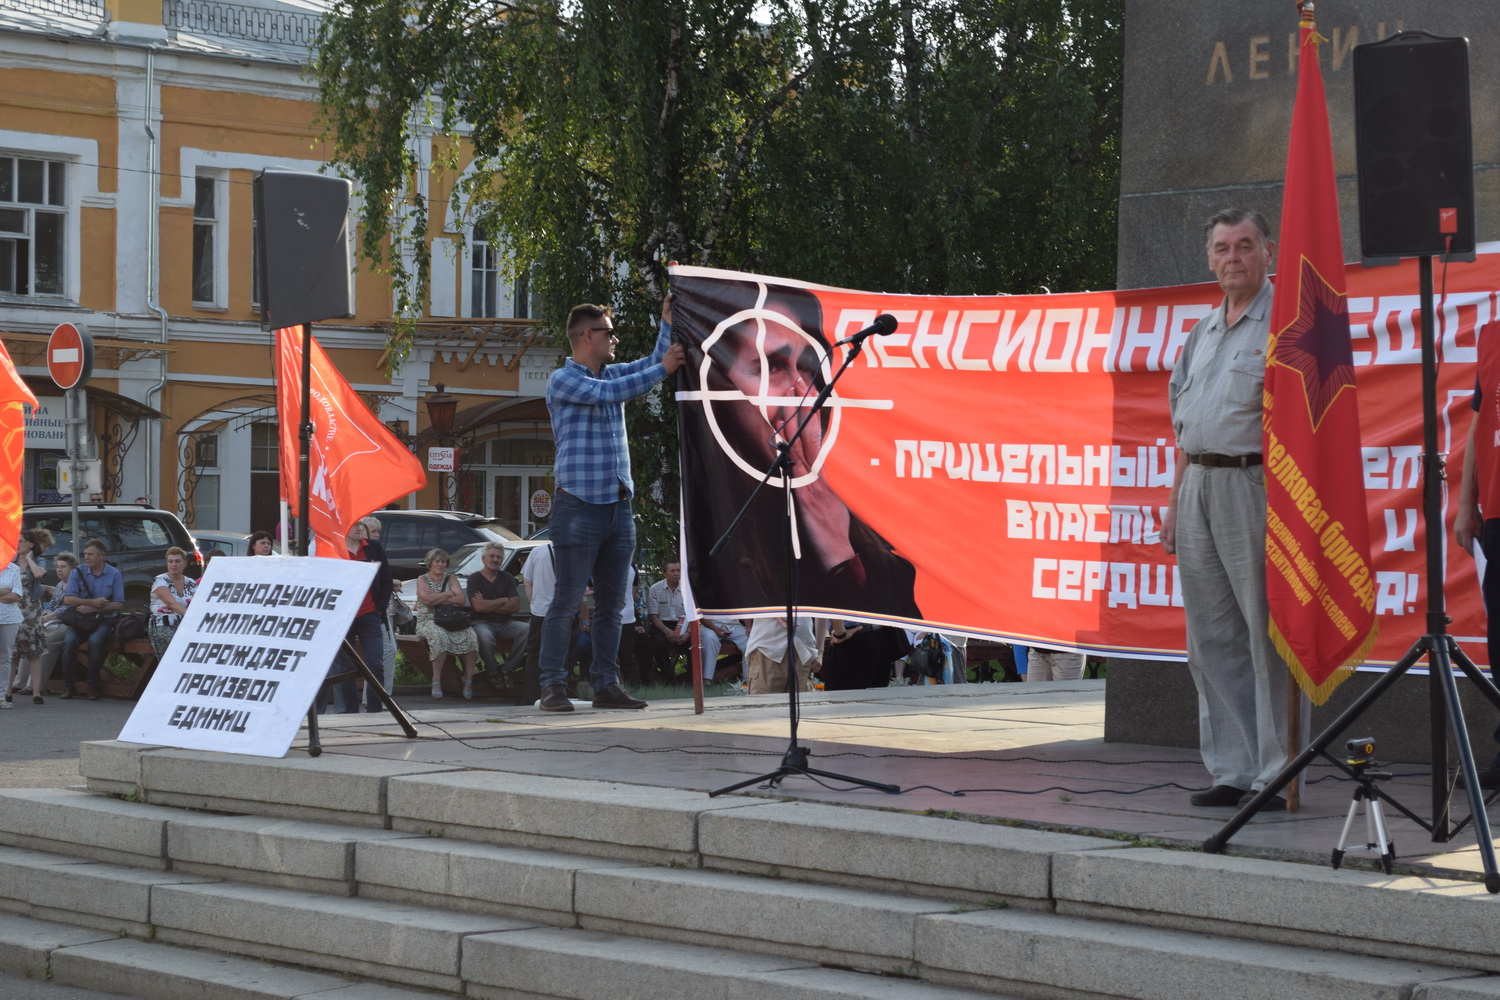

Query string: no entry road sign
[47,322,94,391]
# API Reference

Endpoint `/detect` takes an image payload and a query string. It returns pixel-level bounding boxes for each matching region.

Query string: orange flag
[275,326,426,558]
[0,343,37,566]
[1264,3,1378,703]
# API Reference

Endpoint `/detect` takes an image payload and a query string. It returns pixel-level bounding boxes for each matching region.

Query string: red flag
[1264,4,1378,703]
[275,326,426,558]
[0,343,37,566]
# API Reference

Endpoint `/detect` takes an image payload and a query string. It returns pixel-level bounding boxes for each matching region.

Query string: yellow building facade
[0,0,562,537]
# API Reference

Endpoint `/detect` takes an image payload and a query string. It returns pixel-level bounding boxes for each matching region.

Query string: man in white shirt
[744,616,820,695]
[646,560,689,683]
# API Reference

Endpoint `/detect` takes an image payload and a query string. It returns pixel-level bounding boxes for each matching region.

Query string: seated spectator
[646,559,689,684]
[745,616,820,695]
[467,541,530,687]
[415,547,479,700]
[698,616,749,682]
[59,538,124,700]
[148,546,197,658]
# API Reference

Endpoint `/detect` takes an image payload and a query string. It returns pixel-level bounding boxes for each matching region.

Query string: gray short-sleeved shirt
[1168,279,1275,457]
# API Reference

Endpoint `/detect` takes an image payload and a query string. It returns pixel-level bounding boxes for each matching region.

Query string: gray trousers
[1025,648,1084,682]
[1176,464,1288,791]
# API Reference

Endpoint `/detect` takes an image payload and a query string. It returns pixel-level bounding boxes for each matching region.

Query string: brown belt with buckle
[1185,452,1262,468]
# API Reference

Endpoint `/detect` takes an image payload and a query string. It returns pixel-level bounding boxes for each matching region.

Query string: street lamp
[425,382,458,436]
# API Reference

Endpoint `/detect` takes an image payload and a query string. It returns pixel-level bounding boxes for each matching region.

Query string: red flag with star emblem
[1264,4,1378,703]
[275,326,426,558]
[0,343,37,566]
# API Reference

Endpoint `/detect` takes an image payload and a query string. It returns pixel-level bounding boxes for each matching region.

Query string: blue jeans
[62,618,112,691]
[340,610,387,713]
[539,493,634,692]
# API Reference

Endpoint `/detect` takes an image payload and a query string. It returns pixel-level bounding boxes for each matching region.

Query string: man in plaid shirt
[538,295,685,711]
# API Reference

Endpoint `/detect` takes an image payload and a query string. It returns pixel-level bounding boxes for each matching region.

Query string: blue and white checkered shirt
[546,320,672,504]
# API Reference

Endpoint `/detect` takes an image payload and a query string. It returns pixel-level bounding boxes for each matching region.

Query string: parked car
[396,539,547,630]
[21,503,203,610]
[373,509,524,580]
[193,530,286,560]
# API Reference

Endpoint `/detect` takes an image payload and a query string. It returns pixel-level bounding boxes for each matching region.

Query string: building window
[250,422,278,471]
[470,224,498,318]
[194,475,221,530]
[514,263,534,319]
[250,422,280,538]
[0,156,65,297]
[192,174,219,305]
[250,210,261,313]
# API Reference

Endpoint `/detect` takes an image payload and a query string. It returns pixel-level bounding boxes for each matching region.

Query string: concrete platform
[221,679,1500,882]
[10,679,1500,1000]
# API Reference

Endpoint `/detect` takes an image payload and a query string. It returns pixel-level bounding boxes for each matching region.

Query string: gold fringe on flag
[1270,620,1379,706]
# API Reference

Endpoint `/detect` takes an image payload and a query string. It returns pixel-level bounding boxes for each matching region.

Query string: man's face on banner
[706,299,835,484]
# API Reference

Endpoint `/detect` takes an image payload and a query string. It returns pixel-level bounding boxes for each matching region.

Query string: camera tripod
[1331,738,1394,874]
[1206,256,1500,893]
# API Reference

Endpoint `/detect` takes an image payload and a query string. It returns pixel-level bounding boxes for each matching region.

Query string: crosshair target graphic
[676,284,893,489]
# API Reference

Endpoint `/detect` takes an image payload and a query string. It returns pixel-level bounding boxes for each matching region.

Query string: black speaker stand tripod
[1204,257,1500,893]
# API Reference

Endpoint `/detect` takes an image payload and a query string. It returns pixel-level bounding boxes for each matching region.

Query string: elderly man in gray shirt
[1163,207,1289,811]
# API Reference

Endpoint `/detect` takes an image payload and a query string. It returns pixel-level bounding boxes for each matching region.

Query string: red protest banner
[671,252,1497,671]
[0,342,37,566]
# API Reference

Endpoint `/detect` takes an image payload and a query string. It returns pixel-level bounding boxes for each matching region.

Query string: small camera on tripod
[1345,737,1376,766]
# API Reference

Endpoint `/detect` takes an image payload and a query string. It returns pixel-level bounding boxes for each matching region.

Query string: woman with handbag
[148,546,197,658]
[414,548,479,699]
[4,528,51,706]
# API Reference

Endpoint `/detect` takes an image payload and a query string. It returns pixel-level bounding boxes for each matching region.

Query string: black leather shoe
[1454,765,1500,791]
[591,684,647,710]
[1189,784,1248,807]
[1238,789,1288,811]
[539,686,574,712]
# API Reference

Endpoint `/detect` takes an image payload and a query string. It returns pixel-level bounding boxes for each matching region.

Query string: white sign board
[23,397,66,449]
[427,446,456,472]
[118,556,376,756]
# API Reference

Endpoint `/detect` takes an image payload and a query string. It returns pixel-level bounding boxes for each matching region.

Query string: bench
[46,636,159,700]
[396,632,518,698]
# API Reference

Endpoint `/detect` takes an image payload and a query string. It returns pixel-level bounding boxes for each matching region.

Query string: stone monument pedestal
[1104,658,1500,767]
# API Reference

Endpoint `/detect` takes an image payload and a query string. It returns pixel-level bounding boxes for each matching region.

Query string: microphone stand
[709,329,899,797]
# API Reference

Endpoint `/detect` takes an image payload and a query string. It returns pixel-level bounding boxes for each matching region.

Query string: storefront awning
[452,396,550,437]
[22,376,166,422]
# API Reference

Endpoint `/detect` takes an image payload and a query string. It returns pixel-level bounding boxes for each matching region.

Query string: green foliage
[314,0,1123,557]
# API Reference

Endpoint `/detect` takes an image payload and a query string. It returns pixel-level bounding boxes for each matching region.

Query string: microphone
[834,313,898,347]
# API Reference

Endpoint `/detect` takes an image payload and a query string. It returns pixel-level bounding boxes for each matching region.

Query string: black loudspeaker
[252,168,355,330]
[1353,32,1475,265]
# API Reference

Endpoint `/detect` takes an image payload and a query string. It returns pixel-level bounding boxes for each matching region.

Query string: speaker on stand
[1353,31,1475,265]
